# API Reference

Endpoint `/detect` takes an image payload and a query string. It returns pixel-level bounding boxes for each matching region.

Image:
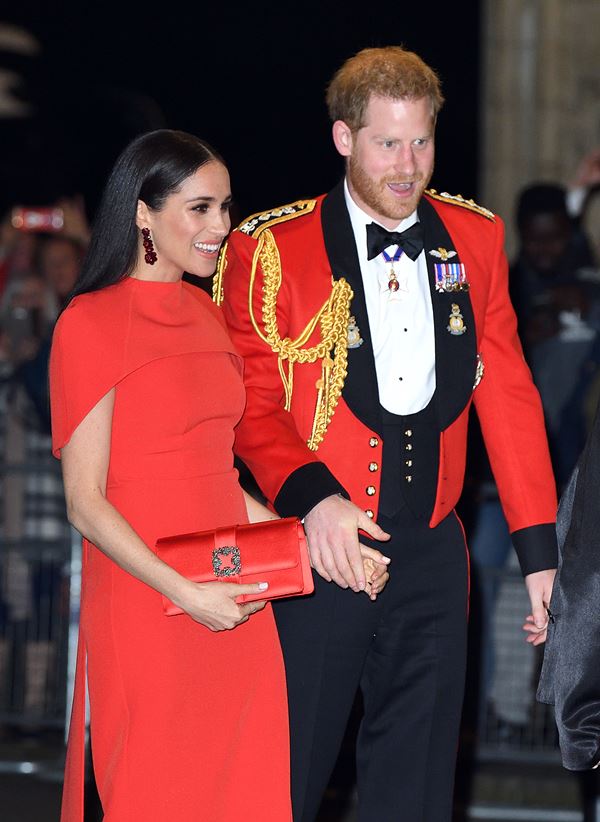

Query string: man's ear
[332,120,353,158]
[136,200,151,229]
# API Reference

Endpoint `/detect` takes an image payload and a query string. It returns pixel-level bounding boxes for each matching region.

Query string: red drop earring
[141,227,157,265]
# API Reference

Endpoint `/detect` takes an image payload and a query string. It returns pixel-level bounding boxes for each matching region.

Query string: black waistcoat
[379,400,439,520]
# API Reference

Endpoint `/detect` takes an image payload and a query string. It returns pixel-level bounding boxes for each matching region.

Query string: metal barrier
[0,447,77,761]
[0,539,70,729]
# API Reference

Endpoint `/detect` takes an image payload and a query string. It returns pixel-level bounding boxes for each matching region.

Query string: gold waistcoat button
[366,486,376,496]
[369,437,379,447]
[369,462,378,472]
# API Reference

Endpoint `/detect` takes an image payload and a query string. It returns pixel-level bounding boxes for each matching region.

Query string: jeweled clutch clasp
[212,546,242,577]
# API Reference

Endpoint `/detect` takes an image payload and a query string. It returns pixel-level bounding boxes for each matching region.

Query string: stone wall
[480,0,600,254]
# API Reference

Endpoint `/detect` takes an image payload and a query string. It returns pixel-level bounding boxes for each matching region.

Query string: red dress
[50,277,291,822]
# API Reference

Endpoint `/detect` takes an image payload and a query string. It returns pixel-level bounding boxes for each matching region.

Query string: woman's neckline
[126,275,183,287]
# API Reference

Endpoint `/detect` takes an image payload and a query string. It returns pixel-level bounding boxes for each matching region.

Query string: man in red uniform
[218,46,557,822]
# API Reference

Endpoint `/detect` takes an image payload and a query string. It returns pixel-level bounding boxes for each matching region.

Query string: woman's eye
[193,204,209,213]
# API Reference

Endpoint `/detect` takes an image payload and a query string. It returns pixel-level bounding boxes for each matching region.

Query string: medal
[381,247,404,292]
[447,303,467,335]
[434,263,469,293]
[347,315,364,349]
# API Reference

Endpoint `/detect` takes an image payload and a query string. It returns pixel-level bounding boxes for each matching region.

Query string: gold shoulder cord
[213,242,227,306]
[248,229,353,451]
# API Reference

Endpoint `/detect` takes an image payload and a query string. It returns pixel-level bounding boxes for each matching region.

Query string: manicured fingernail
[258,582,269,590]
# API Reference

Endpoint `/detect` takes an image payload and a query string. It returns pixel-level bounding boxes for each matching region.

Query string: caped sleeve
[50,298,123,458]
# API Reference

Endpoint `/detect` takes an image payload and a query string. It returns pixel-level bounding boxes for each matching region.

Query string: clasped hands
[303,494,391,600]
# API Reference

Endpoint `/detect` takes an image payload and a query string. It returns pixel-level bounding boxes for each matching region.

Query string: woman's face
[137,160,232,280]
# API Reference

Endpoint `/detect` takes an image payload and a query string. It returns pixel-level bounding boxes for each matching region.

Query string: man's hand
[303,495,391,591]
[522,568,557,646]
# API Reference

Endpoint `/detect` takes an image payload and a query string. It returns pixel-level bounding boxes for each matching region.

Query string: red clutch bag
[155,517,314,615]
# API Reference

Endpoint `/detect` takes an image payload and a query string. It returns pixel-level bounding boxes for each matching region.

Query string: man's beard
[348,154,431,223]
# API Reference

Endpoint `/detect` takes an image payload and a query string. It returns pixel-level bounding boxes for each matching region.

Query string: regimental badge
[447,304,467,335]
[347,315,364,349]
[473,353,484,389]
[434,263,469,293]
[429,247,457,262]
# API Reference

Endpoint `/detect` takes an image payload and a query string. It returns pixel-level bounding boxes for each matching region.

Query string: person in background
[0,270,68,726]
[509,183,596,342]
[0,218,86,728]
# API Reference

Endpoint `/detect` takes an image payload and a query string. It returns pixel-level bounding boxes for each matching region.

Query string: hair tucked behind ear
[67,130,224,303]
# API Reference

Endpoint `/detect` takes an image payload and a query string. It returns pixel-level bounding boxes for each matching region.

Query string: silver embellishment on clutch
[212,546,242,577]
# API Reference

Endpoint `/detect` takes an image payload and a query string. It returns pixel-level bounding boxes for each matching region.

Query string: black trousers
[273,508,469,822]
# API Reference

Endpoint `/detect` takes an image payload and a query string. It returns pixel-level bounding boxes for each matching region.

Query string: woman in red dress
[50,131,292,821]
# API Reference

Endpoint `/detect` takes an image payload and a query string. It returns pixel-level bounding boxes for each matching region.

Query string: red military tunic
[218,186,557,574]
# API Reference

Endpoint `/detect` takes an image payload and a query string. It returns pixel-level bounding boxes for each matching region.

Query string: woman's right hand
[360,545,391,601]
[174,580,269,632]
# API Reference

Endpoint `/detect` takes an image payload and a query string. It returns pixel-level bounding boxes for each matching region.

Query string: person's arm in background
[566,147,600,220]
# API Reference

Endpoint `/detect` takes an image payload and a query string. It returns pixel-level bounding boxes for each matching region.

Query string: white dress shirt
[344,179,436,415]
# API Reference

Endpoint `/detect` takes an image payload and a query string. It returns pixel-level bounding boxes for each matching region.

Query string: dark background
[1,2,481,220]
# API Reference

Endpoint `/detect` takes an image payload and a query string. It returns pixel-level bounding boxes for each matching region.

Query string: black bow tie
[366,221,424,262]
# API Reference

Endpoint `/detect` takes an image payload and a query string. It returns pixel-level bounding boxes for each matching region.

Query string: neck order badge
[381,246,403,292]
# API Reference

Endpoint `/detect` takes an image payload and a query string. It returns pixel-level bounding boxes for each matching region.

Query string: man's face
[334,95,435,229]
[520,212,572,275]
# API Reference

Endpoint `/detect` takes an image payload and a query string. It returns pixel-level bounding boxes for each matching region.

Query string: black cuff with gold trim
[274,463,348,520]
[511,523,558,576]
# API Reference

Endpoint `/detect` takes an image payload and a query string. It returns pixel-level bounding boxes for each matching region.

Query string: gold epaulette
[426,189,496,222]
[237,199,317,238]
[212,198,318,306]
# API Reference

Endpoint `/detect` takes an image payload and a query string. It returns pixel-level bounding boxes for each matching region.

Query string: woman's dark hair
[68,130,224,302]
